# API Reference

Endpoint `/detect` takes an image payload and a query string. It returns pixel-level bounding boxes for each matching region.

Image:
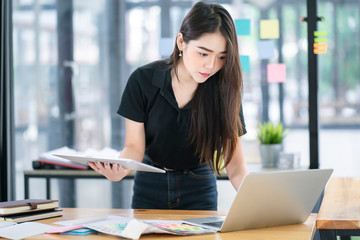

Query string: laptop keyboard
[202,221,224,228]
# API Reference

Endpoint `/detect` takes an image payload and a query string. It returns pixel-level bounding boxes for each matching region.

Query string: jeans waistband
[143,158,208,172]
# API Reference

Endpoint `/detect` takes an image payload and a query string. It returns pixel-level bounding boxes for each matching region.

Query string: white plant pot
[259,144,282,168]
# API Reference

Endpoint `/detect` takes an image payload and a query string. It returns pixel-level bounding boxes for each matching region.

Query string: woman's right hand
[89,118,145,182]
[88,161,131,182]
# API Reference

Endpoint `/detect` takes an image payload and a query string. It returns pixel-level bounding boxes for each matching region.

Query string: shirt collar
[151,64,192,114]
[150,61,171,89]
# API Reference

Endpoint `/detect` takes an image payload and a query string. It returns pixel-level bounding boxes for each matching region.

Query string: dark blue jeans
[131,163,218,210]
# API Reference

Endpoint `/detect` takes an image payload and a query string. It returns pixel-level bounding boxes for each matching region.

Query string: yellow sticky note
[260,19,279,39]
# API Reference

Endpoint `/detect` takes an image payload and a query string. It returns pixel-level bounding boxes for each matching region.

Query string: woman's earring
[179,51,182,57]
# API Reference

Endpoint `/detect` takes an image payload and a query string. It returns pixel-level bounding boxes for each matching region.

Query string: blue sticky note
[240,55,250,72]
[159,38,174,57]
[234,19,251,36]
[257,40,275,59]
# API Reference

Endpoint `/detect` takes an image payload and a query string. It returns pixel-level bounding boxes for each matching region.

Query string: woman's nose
[204,57,216,69]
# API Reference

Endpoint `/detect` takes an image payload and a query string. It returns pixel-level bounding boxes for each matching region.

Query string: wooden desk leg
[339,237,351,240]
[24,176,29,199]
[337,229,360,240]
[319,229,337,240]
[46,178,51,199]
[320,229,360,240]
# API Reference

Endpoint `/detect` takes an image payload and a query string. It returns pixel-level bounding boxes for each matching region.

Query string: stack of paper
[50,215,216,239]
[37,146,89,170]
[36,146,123,170]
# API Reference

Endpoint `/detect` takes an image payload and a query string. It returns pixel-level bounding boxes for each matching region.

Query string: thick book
[0,199,59,216]
[0,209,63,223]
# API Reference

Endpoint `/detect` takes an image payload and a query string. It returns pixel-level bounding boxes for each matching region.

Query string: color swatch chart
[144,220,217,235]
[84,218,132,237]
[91,222,127,234]
[153,222,203,233]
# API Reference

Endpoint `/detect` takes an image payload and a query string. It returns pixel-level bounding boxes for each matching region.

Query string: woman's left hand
[88,161,131,181]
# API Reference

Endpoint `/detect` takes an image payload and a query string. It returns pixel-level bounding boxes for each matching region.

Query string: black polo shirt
[118,60,246,170]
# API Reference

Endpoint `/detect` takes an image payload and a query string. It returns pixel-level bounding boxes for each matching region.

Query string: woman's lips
[200,72,210,78]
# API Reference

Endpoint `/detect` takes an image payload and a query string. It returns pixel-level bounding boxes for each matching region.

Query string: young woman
[89,1,249,210]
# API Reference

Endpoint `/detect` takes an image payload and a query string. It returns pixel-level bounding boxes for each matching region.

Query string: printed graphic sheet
[53,215,216,239]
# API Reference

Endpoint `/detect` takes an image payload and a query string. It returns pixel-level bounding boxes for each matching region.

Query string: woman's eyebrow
[197,46,227,54]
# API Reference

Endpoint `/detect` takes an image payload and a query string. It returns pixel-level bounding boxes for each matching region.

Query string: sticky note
[234,19,251,36]
[257,40,275,59]
[313,42,327,54]
[314,38,327,43]
[159,38,174,57]
[313,43,327,48]
[240,55,250,72]
[314,48,327,54]
[267,63,286,83]
[260,19,279,39]
[314,31,327,37]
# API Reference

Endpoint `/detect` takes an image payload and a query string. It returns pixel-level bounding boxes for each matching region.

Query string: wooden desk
[26,208,316,240]
[317,178,360,239]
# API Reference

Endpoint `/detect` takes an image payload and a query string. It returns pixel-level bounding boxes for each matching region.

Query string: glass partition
[12,0,360,207]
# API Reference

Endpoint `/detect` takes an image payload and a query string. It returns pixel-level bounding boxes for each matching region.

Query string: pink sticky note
[45,225,83,234]
[267,63,286,83]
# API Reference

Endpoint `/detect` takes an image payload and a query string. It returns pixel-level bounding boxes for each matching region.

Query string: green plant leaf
[257,122,287,144]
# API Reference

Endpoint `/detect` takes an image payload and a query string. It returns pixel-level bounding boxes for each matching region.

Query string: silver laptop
[183,168,333,232]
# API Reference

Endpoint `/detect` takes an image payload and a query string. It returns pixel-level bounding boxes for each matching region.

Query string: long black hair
[169,2,243,174]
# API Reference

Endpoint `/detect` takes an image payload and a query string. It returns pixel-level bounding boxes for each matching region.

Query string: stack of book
[0,199,62,223]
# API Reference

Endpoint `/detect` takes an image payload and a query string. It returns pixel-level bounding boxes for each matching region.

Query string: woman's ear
[176,33,184,51]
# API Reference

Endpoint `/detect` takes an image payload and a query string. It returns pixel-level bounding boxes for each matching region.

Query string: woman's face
[178,32,227,84]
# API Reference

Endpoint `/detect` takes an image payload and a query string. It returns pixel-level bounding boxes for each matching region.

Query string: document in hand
[53,154,166,173]
[0,199,59,216]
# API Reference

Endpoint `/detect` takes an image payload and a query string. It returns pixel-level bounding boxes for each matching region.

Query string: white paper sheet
[0,222,17,228]
[0,222,56,240]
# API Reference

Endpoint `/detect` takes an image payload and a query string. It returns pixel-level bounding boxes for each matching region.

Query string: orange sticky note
[314,48,327,54]
[313,43,327,48]
[313,42,327,54]
[267,63,286,83]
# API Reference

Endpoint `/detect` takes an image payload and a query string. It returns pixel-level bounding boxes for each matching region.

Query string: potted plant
[257,122,287,168]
